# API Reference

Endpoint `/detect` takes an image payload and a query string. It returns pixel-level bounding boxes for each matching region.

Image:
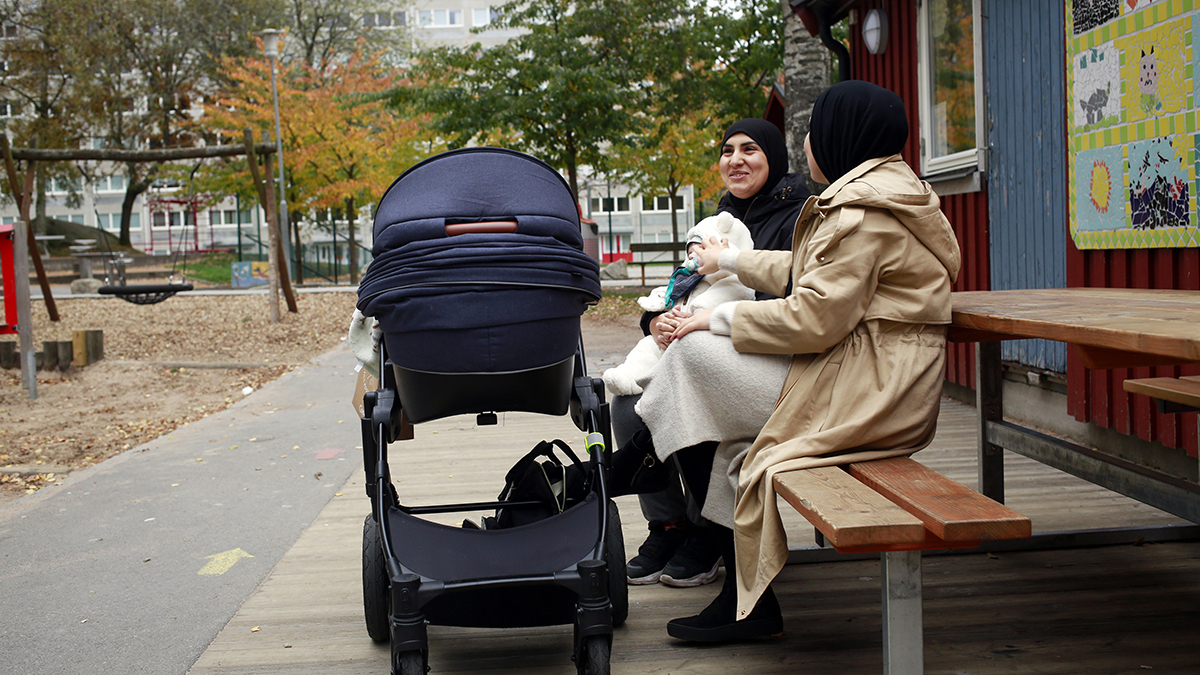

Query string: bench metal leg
[881,550,923,675]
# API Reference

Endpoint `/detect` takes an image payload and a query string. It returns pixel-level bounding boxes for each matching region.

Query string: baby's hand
[671,308,713,340]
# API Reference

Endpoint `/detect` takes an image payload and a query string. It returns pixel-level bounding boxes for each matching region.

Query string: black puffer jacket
[715,172,810,254]
[637,173,811,335]
[716,172,810,300]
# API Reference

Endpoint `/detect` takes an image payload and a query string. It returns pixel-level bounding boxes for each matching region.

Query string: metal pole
[266,42,292,278]
[606,180,613,263]
[12,218,35,398]
[236,193,242,262]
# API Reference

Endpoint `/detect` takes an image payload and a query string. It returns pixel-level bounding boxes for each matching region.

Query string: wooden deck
[187,400,1200,675]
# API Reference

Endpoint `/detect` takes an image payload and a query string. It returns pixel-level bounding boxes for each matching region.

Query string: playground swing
[78,168,193,305]
[96,225,193,304]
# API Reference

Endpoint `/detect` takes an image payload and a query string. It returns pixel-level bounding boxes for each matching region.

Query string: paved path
[0,345,364,675]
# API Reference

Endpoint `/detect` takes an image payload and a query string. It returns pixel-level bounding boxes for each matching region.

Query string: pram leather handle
[445,220,518,236]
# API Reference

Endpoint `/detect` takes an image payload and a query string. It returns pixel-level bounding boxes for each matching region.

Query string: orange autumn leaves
[203,42,438,217]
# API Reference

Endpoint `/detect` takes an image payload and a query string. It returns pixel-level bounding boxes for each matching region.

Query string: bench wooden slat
[774,466,926,549]
[1122,377,1200,409]
[629,242,685,253]
[847,457,1032,542]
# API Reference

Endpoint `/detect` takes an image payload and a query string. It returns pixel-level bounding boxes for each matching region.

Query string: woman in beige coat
[636,81,961,642]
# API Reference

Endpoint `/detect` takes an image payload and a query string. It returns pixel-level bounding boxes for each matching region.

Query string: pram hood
[358,148,600,377]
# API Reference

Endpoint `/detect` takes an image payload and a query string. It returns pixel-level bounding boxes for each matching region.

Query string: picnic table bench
[1123,375,1200,414]
[774,456,1031,675]
[628,241,685,285]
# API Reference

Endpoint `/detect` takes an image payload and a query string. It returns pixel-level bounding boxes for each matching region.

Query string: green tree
[0,0,90,230]
[402,0,664,199]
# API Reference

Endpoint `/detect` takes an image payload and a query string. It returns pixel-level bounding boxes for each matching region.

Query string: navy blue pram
[356,148,625,675]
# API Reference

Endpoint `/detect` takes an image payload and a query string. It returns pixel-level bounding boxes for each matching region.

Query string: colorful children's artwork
[231,261,270,288]
[1128,136,1189,230]
[1120,17,1187,123]
[1072,0,1119,35]
[1066,1,1200,249]
[1074,44,1120,130]
[1074,146,1125,232]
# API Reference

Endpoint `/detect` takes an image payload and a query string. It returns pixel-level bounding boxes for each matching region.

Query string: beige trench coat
[727,155,962,619]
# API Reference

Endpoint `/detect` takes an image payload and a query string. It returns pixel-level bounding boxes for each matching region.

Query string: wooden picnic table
[949,288,1200,526]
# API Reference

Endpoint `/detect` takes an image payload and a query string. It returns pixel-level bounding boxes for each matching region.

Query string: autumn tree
[287,49,434,281]
[202,44,437,280]
[0,0,90,231]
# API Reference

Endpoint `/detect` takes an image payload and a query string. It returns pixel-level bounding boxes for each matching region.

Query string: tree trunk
[783,2,833,185]
[120,162,153,248]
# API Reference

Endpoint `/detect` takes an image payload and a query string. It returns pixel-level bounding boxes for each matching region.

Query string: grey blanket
[634,331,790,527]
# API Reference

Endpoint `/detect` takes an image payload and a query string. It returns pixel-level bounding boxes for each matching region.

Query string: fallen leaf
[313,472,322,480]
[251,626,261,633]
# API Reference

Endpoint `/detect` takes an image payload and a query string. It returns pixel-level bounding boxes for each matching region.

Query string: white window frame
[591,195,630,214]
[916,0,986,179]
[419,9,464,28]
[641,195,684,213]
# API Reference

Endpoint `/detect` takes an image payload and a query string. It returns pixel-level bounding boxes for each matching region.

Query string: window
[641,195,684,212]
[0,100,19,117]
[48,177,81,195]
[1,24,16,39]
[418,9,463,27]
[364,11,405,28]
[917,0,985,178]
[590,196,629,213]
[473,8,497,26]
[96,214,121,231]
[209,209,250,226]
[96,175,126,193]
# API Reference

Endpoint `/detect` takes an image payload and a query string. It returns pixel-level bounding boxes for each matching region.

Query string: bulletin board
[1068,0,1200,248]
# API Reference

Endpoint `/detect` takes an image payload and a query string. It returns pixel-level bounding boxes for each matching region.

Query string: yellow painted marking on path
[198,548,254,576]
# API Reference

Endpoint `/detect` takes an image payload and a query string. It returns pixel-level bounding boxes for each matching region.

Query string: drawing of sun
[1089,160,1112,213]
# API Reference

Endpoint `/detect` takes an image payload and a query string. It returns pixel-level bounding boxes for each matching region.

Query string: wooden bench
[628,241,685,285]
[774,456,1031,675]
[1122,375,1200,414]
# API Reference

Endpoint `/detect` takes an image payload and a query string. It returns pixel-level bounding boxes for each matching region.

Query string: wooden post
[55,339,72,370]
[0,135,57,322]
[72,329,103,367]
[243,129,281,323]
[41,340,57,370]
[0,340,15,368]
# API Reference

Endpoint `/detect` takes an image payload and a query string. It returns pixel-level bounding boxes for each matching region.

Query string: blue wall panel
[984,0,1069,372]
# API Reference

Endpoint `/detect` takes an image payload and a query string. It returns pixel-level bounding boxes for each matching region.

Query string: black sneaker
[626,519,687,584]
[660,526,723,587]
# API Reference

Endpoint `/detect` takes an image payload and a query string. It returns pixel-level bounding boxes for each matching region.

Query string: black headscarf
[720,118,789,211]
[809,81,908,184]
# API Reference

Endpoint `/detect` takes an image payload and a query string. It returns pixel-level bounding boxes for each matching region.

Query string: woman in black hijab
[653,80,958,643]
[714,118,809,258]
[617,119,811,591]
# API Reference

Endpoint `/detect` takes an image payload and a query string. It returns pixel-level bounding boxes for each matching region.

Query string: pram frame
[360,338,622,675]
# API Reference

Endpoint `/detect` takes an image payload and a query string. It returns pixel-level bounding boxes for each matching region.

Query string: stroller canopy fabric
[358,148,601,375]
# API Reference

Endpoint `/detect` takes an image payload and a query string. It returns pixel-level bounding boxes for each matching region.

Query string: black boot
[665,525,783,642]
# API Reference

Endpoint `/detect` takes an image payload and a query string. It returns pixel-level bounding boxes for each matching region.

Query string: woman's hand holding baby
[652,307,691,348]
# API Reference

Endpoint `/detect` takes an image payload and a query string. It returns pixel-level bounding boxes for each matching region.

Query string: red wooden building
[791,0,1196,455]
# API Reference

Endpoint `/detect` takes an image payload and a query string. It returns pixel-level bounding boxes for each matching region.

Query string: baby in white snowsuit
[602,211,755,397]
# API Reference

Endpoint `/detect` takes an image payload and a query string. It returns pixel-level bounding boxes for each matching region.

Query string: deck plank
[187,397,1200,675]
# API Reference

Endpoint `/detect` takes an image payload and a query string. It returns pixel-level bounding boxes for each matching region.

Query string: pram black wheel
[576,634,611,675]
[395,649,427,675]
[604,501,628,627]
[362,514,391,643]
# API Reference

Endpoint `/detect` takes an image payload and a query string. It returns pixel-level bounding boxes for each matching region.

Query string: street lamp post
[260,29,292,275]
